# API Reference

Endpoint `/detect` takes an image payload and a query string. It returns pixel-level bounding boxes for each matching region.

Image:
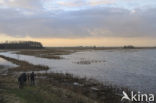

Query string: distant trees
[0,41,43,49]
[123,45,135,49]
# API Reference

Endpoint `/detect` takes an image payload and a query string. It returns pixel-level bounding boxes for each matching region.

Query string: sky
[0,0,156,47]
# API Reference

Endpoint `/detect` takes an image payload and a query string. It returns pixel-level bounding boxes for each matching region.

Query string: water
[0,57,17,74]
[0,49,156,93]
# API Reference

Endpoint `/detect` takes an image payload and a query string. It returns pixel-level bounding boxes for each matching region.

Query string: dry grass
[0,55,49,72]
[0,55,136,103]
[0,75,96,103]
[16,49,74,59]
[37,73,130,103]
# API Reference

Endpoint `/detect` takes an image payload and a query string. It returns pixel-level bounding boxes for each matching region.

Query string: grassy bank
[0,75,96,103]
[0,55,49,72]
[16,49,75,59]
[0,55,132,103]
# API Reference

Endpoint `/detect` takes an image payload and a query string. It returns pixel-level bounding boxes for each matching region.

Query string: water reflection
[0,57,17,74]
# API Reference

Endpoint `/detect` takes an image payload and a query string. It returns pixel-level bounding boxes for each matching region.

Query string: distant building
[0,41,43,49]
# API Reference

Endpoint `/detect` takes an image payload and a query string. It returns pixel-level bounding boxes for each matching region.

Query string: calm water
[0,57,17,74]
[0,49,156,93]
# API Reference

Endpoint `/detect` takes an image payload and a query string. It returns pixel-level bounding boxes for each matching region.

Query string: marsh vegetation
[0,55,132,103]
[16,48,74,59]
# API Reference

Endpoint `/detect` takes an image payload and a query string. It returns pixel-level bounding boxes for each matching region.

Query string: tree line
[0,41,43,49]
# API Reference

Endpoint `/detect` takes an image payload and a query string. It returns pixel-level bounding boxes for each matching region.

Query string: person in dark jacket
[30,72,35,86]
[18,73,27,88]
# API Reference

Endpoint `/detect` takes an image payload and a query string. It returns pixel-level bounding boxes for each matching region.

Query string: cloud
[0,0,42,10]
[0,0,155,11]
[88,0,115,6]
[0,6,155,39]
[56,0,85,7]
[0,0,155,39]
[55,0,115,8]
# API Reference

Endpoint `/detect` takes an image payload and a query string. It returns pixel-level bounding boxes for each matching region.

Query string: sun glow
[0,34,155,47]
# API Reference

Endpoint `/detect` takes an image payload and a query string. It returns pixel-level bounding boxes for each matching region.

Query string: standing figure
[18,73,27,89]
[27,73,30,85]
[30,72,35,86]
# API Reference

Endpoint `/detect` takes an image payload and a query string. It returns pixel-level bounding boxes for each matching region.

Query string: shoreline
[0,55,132,103]
[1,47,156,59]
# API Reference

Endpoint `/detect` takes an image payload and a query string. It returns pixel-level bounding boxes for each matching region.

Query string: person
[18,73,27,89]
[30,72,35,86]
[27,73,30,85]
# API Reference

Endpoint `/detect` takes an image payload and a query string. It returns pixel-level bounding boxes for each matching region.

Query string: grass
[16,49,74,59]
[0,65,7,70]
[0,55,49,72]
[0,75,96,103]
[0,55,137,103]
[37,73,125,103]
[7,87,62,103]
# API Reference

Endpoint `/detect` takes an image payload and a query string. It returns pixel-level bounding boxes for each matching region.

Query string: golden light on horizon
[0,34,156,47]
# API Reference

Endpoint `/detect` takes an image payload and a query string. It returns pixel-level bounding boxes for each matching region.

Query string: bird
[121,91,131,101]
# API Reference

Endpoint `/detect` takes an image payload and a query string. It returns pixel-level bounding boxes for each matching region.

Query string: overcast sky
[0,0,156,46]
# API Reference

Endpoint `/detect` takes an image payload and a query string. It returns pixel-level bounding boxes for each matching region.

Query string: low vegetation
[0,55,134,103]
[0,55,49,72]
[74,59,106,65]
[16,48,74,59]
[0,75,96,103]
